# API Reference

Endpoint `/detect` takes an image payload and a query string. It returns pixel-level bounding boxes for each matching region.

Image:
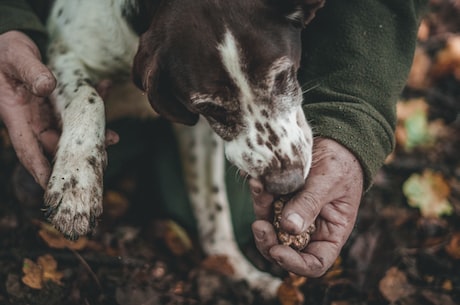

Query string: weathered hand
[0,31,58,188]
[250,138,364,277]
[0,31,120,189]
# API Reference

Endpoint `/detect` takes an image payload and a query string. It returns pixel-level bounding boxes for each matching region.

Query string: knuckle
[298,191,322,215]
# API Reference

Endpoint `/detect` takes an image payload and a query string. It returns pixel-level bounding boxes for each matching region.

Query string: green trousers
[106,118,255,246]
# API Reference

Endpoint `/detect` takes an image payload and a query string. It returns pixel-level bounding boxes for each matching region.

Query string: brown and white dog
[44,0,324,298]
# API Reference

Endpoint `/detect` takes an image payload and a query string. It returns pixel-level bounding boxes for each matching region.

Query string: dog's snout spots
[255,122,265,133]
[260,109,269,119]
[264,123,280,147]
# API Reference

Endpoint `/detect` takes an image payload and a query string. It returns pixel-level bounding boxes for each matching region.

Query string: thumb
[2,31,56,97]
[11,52,56,97]
[280,189,323,235]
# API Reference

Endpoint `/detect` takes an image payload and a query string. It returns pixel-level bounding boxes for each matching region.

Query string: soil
[1,1,460,304]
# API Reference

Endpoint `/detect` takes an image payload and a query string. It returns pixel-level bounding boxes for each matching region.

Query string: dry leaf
[22,258,44,289]
[445,232,460,259]
[38,222,88,250]
[22,254,64,289]
[407,47,432,89]
[431,35,460,80]
[277,273,306,305]
[200,255,234,277]
[417,19,430,41]
[442,279,453,291]
[103,190,130,219]
[403,170,453,218]
[379,267,415,302]
[163,220,193,256]
[396,99,432,150]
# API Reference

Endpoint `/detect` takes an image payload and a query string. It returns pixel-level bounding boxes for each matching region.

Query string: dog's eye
[272,70,292,97]
[274,70,289,88]
[194,101,228,123]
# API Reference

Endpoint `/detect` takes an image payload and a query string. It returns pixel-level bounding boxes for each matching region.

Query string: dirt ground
[1,1,460,304]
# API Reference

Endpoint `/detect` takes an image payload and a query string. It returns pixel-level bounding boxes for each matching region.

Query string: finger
[252,220,279,263]
[105,129,119,146]
[281,189,324,235]
[249,178,274,221]
[2,32,56,97]
[269,240,341,277]
[38,129,60,155]
[96,79,112,100]
[2,104,51,188]
[11,58,56,97]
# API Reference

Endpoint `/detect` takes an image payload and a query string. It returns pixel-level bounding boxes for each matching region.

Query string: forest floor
[1,1,460,304]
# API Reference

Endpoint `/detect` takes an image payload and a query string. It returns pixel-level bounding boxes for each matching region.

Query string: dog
[44,0,324,298]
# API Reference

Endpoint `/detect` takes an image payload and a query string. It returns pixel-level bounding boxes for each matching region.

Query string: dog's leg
[44,47,106,239]
[174,119,282,298]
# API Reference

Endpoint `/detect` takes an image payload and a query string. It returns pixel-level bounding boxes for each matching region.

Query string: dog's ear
[132,44,199,126]
[275,0,325,26]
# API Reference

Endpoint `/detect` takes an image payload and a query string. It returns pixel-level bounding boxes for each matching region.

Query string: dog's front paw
[44,151,106,240]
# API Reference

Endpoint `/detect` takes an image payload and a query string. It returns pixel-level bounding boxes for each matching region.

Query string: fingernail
[251,186,262,195]
[286,213,305,232]
[254,229,265,240]
[33,74,54,96]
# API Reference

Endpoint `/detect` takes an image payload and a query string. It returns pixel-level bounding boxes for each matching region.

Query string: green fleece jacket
[0,0,428,244]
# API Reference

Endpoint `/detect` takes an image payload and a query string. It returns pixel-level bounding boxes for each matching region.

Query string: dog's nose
[262,168,304,195]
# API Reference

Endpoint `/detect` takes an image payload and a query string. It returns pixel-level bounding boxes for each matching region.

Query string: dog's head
[133,0,324,194]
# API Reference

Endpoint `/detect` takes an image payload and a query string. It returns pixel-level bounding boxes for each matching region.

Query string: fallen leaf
[396,99,432,150]
[407,47,432,89]
[442,279,453,291]
[200,255,234,277]
[163,220,193,256]
[38,222,88,250]
[103,190,130,219]
[22,254,64,289]
[445,232,460,259]
[403,170,453,218]
[417,19,430,41]
[277,273,306,305]
[22,259,44,289]
[431,35,460,80]
[379,267,415,302]
[37,255,64,284]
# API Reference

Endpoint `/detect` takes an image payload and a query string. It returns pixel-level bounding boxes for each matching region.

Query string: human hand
[0,31,120,190]
[0,31,58,189]
[250,138,364,277]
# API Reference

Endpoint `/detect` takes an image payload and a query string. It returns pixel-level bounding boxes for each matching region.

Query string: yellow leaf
[277,273,306,305]
[22,254,64,289]
[38,222,88,250]
[201,255,234,277]
[445,232,460,260]
[403,170,453,218]
[379,267,415,302]
[38,254,64,285]
[103,190,130,219]
[164,220,193,256]
[22,259,44,289]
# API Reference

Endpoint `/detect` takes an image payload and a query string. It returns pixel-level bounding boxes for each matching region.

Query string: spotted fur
[45,0,324,298]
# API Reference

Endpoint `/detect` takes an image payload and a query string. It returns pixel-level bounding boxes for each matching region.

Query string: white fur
[45,0,282,298]
[217,29,254,104]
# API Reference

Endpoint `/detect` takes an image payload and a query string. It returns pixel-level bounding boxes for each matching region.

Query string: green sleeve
[299,0,428,190]
[0,0,51,58]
